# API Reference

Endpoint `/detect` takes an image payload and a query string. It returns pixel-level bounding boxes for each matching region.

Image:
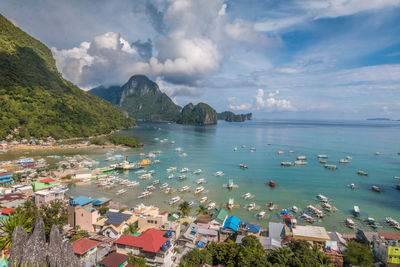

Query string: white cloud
[229,103,252,111]
[275,67,305,74]
[218,3,227,16]
[157,78,203,97]
[255,89,295,111]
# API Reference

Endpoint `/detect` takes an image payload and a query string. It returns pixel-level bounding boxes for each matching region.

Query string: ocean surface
[33,120,400,232]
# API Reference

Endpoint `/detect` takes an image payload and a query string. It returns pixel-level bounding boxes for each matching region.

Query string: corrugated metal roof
[71,196,94,206]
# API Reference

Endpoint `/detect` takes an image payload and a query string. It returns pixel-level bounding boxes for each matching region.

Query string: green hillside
[0,14,135,140]
[177,102,217,125]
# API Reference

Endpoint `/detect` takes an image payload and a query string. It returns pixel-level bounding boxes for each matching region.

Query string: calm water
[66,120,399,232]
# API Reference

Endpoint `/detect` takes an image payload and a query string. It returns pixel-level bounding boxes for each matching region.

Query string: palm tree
[123,222,138,235]
[0,211,33,250]
[178,201,191,217]
[268,247,294,266]
[197,204,208,215]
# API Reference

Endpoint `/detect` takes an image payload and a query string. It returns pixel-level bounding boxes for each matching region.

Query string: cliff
[217,111,252,122]
[177,102,217,125]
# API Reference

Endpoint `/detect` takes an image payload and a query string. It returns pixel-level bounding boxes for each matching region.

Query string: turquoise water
[69,120,400,233]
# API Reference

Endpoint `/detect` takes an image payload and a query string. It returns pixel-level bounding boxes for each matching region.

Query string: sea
[8,119,400,233]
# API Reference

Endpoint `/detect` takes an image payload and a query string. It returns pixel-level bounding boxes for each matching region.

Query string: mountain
[217,111,252,122]
[0,14,135,140]
[176,103,217,125]
[89,75,181,122]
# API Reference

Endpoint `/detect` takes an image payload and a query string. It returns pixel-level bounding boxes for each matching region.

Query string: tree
[69,230,88,243]
[128,254,148,267]
[99,207,109,215]
[0,211,33,250]
[40,199,68,238]
[15,199,38,229]
[343,241,374,267]
[236,236,269,267]
[180,248,212,267]
[197,204,207,215]
[179,201,191,217]
[61,164,67,171]
[123,222,138,235]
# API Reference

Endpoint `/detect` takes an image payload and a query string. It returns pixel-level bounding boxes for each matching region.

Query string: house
[68,196,100,232]
[94,211,138,238]
[32,178,60,191]
[92,197,112,209]
[115,228,175,267]
[373,232,400,265]
[289,225,331,243]
[209,208,228,230]
[133,203,159,216]
[179,222,218,247]
[238,222,261,237]
[236,235,282,251]
[221,216,241,234]
[137,212,168,232]
[0,208,14,220]
[98,252,129,267]
[179,223,200,245]
[194,214,212,229]
[34,187,67,207]
[0,193,27,208]
[72,238,100,267]
[0,174,13,184]
[73,170,92,180]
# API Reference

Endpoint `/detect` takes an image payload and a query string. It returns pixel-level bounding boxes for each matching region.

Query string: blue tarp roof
[223,216,241,232]
[0,174,13,179]
[0,179,13,184]
[248,224,260,233]
[71,196,94,206]
[104,211,132,226]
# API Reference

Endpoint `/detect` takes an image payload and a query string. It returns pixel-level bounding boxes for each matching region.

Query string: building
[0,173,13,185]
[133,203,159,216]
[221,216,241,234]
[115,228,175,267]
[373,232,400,265]
[98,252,129,267]
[68,196,100,232]
[0,208,14,220]
[0,193,27,208]
[34,187,67,207]
[92,197,112,209]
[72,238,100,267]
[94,211,138,239]
[73,170,92,180]
[209,207,228,230]
[137,211,168,232]
[32,178,60,191]
[194,214,212,229]
[289,225,331,243]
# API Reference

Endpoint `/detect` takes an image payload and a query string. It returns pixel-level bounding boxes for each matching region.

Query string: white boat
[393,176,400,180]
[194,186,205,194]
[242,192,252,199]
[179,185,190,192]
[375,152,380,155]
[116,189,126,195]
[322,203,332,212]
[385,217,400,230]
[301,213,314,223]
[200,196,208,203]
[346,218,355,228]
[228,198,234,209]
[247,202,256,211]
[168,174,174,179]
[170,140,175,144]
[318,155,328,158]
[169,196,181,205]
[307,205,324,217]
[180,168,189,173]
[257,211,266,219]
[214,171,224,176]
[324,164,337,169]
[153,160,160,164]
[291,206,299,213]
[316,194,328,202]
[178,175,187,180]
[148,170,155,174]
[289,150,295,153]
[193,169,203,174]
[164,187,174,194]
[297,156,307,160]
[167,167,177,172]
[180,153,188,157]
[147,153,156,158]
[106,156,116,161]
[207,202,216,210]
[357,171,368,176]
[339,159,350,163]
[139,173,152,179]
[127,181,139,187]
[137,191,152,199]
[160,183,169,189]
[346,156,352,159]
[281,162,293,166]
[294,160,307,165]
[233,147,238,151]
[146,185,156,191]
[277,151,285,155]
[151,180,160,185]
[136,169,146,174]
[175,147,183,152]
[196,178,205,184]
[353,206,360,216]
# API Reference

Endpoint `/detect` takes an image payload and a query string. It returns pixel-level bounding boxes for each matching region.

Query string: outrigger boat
[257,211,266,220]
[357,171,368,176]
[233,147,238,151]
[169,196,181,205]
[370,185,381,192]
[200,196,208,203]
[239,164,248,169]
[193,169,203,174]
[116,189,126,195]
[297,156,307,160]
[281,162,293,166]
[291,206,299,213]
[316,194,328,202]
[168,174,174,179]
[294,160,307,165]
[139,173,152,180]
[137,191,152,199]
[214,171,225,176]
[319,160,327,164]
[385,217,400,230]
[318,155,328,158]
[267,201,275,211]
[207,202,216,210]
[346,218,355,229]
[306,205,324,217]
[300,213,314,223]
[167,167,177,172]
[394,176,400,180]
[242,192,252,199]
[194,186,205,194]
[180,167,189,173]
[151,180,160,185]
[146,185,156,191]
[353,206,360,216]
[247,202,256,211]
[324,164,337,170]
[160,183,169,189]
[228,198,234,209]
[179,185,190,192]
[267,179,277,187]
[339,159,350,163]
[196,178,205,184]
[322,203,332,212]
[164,187,174,194]
[178,175,187,180]
[365,217,378,229]
[277,151,285,155]
[127,181,139,187]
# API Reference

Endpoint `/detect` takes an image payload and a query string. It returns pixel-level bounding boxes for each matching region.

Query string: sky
[2,0,400,119]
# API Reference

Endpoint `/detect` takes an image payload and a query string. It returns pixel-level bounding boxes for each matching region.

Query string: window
[154,221,157,224]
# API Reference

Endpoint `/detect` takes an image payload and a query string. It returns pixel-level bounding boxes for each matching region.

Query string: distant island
[217,111,252,122]
[366,118,390,121]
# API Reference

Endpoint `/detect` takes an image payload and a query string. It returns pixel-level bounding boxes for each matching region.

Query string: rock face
[217,111,252,122]
[89,75,181,122]
[177,103,217,125]
[8,217,82,267]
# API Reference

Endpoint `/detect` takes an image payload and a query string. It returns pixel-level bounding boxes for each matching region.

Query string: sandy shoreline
[2,143,131,152]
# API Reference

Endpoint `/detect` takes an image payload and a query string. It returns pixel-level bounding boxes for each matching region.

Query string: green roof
[32,181,60,191]
[211,207,228,223]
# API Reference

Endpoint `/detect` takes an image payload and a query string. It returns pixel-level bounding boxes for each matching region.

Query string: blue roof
[0,174,13,179]
[71,196,94,206]
[0,179,13,184]
[248,223,260,233]
[223,216,241,232]
[93,197,111,205]
[104,211,132,226]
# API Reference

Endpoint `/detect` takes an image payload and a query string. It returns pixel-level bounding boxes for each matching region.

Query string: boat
[319,160,327,164]
[300,213,314,223]
[393,176,400,180]
[294,160,307,165]
[357,171,368,176]
[164,187,174,194]
[147,153,156,158]
[375,152,380,155]
[196,178,205,184]
[194,186,205,194]
[289,150,294,153]
[291,206,299,213]
[339,159,350,163]
[148,170,155,174]
[346,218,355,229]
[306,205,324,217]
[370,185,381,192]
[277,151,285,155]
[180,153,188,157]
[227,179,234,189]
[170,140,175,144]
[153,160,160,164]
[267,179,277,187]
[250,148,256,152]
[233,147,238,151]
[180,168,189,173]
[167,167,177,172]
[127,181,139,187]
[239,164,248,169]
[396,184,400,190]
[193,169,203,174]
[160,183,169,189]
[297,156,307,160]
[385,217,400,230]
[324,164,337,170]
[322,203,332,212]
[365,217,376,224]
[353,206,360,216]
[106,156,116,161]
[179,185,190,192]
[175,147,183,152]
[257,211,266,219]
[247,202,256,211]
[316,194,328,202]
[137,191,152,199]
[169,196,181,205]
[228,198,234,209]
[168,174,174,179]
[318,155,328,158]
[200,196,208,203]
[152,180,160,185]
[242,192,252,199]
[188,200,195,206]
[214,171,224,176]
[349,183,356,189]
[207,202,216,210]
[281,162,293,166]
[178,175,187,180]
[268,201,275,211]
[346,156,352,159]
[139,173,152,179]
[146,185,156,191]
[116,189,126,195]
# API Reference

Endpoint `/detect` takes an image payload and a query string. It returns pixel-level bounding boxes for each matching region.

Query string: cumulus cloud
[255,89,295,111]
[157,78,203,98]
[229,103,252,111]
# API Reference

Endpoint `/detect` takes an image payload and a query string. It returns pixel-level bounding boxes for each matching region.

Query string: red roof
[98,252,128,267]
[39,178,57,184]
[0,208,14,215]
[115,228,168,253]
[161,211,169,215]
[72,238,100,255]
[378,232,400,241]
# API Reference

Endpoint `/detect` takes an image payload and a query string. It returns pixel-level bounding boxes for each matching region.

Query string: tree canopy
[343,241,374,267]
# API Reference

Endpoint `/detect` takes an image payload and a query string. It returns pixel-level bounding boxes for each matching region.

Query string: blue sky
[2,0,400,119]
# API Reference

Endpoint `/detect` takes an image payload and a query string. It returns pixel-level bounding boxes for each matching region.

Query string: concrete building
[98,252,129,267]
[73,170,92,180]
[373,232,400,265]
[289,225,331,243]
[94,211,138,239]
[34,187,67,207]
[72,238,101,267]
[137,212,168,232]
[209,207,228,230]
[68,196,100,232]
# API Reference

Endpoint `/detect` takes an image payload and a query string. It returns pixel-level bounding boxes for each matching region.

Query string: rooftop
[98,252,128,267]
[292,225,331,242]
[0,208,14,215]
[377,232,400,241]
[269,222,285,239]
[104,211,132,226]
[39,178,57,184]
[72,238,100,255]
[222,216,241,232]
[195,214,212,224]
[115,228,169,253]
[71,196,94,206]
[211,207,228,223]
[93,197,111,205]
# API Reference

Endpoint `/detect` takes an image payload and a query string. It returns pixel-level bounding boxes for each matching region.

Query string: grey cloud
[132,39,153,61]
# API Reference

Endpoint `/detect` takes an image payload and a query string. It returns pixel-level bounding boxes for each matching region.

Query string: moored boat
[247,202,256,211]
[357,171,368,176]
[294,160,307,165]
[257,211,266,220]
[339,159,350,163]
[318,155,328,158]
[194,186,205,194]
[168,174,174,179]
[193,169,203,174]
[281,162,293,166]
[316,194,328,202]
[146,185,156,191]
[291,206,299,213]
[179,185,190,192]
[346,218,355,228]
[207,202,216,210]
[277,151,285,155]
[242,192,252,199]
[180,168,189,173]
[267,179,277,187]
[322,203,332,212]
[324,164,337,170]
[353,206,360,216]
[178,175,187,180]
[160,183,169,189]
[268,201,275,211]
[137,191,152,199]
[370,185,381,192]
[116,189,126,195]
[297,156,307,160]
[167,167,177,172]
[169,196,181,205]
[200,196,208,203]
[239,164,248,169]
[214,171,225,176]
[196,178,205,184]
[228,198,234,209]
